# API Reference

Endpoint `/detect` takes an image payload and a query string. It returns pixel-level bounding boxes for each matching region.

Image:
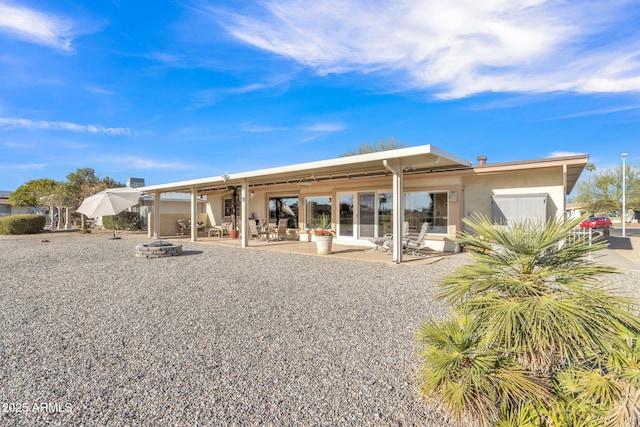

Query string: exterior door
[358,192,375,238]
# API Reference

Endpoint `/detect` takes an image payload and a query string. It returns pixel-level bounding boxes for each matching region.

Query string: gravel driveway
[0,232,469,426]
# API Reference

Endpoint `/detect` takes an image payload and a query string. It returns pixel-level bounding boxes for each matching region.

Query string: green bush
[102,212,142,231]
[0,214,46,234]
[416,214,640,427]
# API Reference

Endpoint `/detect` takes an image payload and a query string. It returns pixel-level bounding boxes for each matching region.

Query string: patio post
[190,185,197,242]
[384,159,404,264]
[241,180,248,248]
[153,191,160,239]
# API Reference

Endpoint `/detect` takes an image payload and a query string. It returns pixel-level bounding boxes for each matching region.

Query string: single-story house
[0,191,32,218]
[140,144,587,263]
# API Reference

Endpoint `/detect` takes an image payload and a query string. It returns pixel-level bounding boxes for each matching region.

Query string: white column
[562,164,567,220]
[384,159,404,264]
[153,191,160,239]
[622,153,628,237]
[241,181,248,248]
[191,185,197,242]
[65,207,70,230]
[56,206,63,230]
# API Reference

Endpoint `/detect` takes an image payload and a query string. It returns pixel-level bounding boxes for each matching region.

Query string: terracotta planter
[228,229,239,239]
[315,235,333,254]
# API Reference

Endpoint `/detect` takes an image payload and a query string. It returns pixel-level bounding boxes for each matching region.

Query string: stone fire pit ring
[135,241,183,258]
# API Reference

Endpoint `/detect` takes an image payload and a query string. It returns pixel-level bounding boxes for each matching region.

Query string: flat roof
[140,144,588,195]
[141,144,472,193]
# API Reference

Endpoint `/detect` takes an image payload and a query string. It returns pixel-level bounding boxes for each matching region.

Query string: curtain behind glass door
[338,194,354,237]
[358,192,375,238]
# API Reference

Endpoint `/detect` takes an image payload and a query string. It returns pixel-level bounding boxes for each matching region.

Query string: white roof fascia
[140,144,472,193]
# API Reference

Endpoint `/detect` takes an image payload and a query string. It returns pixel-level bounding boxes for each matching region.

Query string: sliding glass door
[337,190,448,240]
[338,194,354,237]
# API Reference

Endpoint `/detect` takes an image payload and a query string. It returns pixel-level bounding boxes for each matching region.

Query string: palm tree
[416,214,640,426]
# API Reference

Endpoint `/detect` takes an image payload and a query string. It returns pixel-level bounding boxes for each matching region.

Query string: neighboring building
[0,191,30,218]
[140,144,588,263]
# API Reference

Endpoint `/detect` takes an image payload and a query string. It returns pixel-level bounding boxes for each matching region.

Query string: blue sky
[1,0,640,190]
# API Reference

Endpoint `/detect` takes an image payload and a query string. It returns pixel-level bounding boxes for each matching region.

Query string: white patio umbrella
[77,187,141,239]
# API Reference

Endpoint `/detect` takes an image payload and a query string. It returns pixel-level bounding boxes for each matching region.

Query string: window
[305,196,331,229]
[338,194,354,237]
[269,197,299,228]
[224,196,239,218]
[404,191,448,234]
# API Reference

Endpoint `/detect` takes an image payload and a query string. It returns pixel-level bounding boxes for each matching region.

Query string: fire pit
[135,241,183,258]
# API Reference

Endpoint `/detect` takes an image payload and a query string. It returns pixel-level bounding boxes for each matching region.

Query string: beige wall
[148,212,208,237]
[463,167,565,226]
[196,166,567,248]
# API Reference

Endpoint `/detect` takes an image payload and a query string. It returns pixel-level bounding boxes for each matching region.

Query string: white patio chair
[403,222,430,257]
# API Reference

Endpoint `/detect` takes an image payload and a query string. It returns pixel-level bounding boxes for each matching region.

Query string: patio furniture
[270,221,287,241]
[369,221,409,252]
[248,219,268,241]
[403,222,430,257]
[177,219,190,235]
[207,222,231,238]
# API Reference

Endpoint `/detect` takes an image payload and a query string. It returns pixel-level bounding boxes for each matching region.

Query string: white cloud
[5,162,45,170]
[85,87,115,95]
[4,141,29,148]
[548,151,585,158]
[0,117,133,136]
[117,157,189,170]
[0,2,76,51]
[301,122,346,132]
[217,0,640,98]
[242,124,289,132]
[531,105,640,122]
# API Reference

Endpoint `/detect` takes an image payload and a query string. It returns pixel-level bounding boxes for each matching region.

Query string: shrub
[416,214,640,427]
[0,214,46,235]
[102,212,142,231]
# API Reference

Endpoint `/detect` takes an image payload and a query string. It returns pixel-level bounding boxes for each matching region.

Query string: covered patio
[141,145,472,264]
[167,231,457,265]
[140,144,588,264]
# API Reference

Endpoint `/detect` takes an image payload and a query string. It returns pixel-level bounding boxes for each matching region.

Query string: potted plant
[312,213,334,254]
[226,186,240,238]
[228,217,239,238]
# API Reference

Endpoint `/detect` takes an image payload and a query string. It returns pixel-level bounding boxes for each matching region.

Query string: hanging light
[250,189,255,198]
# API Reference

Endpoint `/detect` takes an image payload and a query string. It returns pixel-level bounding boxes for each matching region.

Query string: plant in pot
[312,213,334,254]
[226,186,240,238]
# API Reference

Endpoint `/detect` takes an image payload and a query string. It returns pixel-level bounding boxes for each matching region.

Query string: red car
[579,217,612,229]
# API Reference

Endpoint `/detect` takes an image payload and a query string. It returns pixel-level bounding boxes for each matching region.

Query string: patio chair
[403,222,430,257]
[369,221,409,252]
[270,221,287,241]
[247,220,258,240]
[177,219,190,235]
[247,219,267,241]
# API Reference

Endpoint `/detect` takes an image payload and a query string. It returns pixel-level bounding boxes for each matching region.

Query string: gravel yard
[0,232,467,426]
[1,232,638,426]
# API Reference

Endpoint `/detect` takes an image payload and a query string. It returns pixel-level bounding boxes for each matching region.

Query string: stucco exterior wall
[148,212,208,237]
[462,167,565,226]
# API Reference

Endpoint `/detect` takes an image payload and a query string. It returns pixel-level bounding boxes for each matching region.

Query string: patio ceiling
[140,145,473,194]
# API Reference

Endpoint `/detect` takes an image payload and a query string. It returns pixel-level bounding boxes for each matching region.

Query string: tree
[65,168,123,228]
[8,179,60,212]
[576,164,640,214]
[416,214,640,426]
[340,137,407,156]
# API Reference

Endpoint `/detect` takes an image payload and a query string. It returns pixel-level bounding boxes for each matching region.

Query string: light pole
[622,153,628,237]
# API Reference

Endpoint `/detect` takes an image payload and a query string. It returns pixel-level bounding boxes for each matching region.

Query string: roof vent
[477,156,487,166]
